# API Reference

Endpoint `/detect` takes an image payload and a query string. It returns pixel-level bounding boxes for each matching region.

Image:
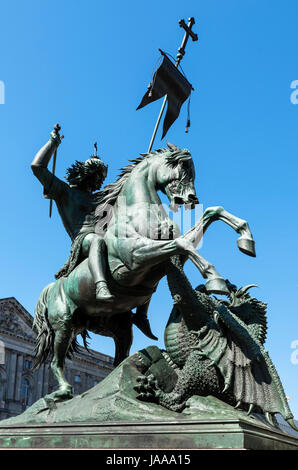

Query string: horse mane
[98,156,145,208]
[92,145,191,226]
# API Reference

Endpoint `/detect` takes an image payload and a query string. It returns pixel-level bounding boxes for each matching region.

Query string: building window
[74,375,81,383]
[24,360,32,369]
[20,378,30,408]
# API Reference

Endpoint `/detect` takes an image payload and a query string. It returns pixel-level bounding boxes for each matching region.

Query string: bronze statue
[31,128,256,400]
[1,15,296,446]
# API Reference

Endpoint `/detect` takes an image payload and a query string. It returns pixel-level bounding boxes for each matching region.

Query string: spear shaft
[49,123,63,218]
[49,147,57,218]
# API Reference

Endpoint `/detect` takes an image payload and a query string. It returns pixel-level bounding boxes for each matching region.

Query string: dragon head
[195,280,268,345]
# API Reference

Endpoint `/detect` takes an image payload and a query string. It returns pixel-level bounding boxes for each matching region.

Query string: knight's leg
[49,328,73,400]
[83,234,115,302]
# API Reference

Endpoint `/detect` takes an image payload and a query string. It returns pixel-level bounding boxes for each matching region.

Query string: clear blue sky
[0,0,298,417]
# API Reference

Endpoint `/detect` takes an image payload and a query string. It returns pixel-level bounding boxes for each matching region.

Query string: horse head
[154,142,199,210]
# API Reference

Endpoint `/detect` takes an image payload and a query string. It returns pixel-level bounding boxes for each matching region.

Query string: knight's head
[155,142,198,210]
[65,156,108,192]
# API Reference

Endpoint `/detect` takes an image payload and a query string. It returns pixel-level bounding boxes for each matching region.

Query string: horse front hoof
[205,278,230,296]
[237,236,256,257]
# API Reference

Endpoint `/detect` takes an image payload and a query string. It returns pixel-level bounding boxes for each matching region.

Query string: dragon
[134,256,298,431]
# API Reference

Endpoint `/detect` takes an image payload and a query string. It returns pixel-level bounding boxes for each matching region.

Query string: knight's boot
[95,281,115,302]
[132,312,158,341]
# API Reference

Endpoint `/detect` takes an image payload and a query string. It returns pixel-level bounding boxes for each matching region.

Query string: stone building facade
[0,297,114,420]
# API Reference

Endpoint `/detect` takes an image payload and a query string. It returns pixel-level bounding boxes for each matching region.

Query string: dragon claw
[134,374,160,403]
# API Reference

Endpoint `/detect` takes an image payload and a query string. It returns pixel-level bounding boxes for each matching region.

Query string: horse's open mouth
[170,195,198,210]
[173,196,185,206]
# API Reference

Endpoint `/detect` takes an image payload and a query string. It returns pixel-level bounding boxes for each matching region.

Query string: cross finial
[176,17,198,65]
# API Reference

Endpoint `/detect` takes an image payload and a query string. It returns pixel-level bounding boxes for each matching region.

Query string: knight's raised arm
[31,126,62,179]
[31,125,66,201]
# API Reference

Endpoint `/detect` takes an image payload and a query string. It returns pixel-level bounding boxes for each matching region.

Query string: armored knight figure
[31,125,114,302]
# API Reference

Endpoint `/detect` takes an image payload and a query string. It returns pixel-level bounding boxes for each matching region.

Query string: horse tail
[32,283,55,369]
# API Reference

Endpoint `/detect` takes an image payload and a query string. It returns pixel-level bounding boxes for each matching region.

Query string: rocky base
[0,348,297,449]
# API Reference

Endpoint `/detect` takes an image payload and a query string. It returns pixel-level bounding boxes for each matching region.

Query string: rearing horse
[33,143,255,399]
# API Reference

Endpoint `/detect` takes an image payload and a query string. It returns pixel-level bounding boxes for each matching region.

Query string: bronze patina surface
[2,127,296,450]
[30,131,257,403]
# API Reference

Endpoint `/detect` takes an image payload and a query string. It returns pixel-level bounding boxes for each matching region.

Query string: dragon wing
[197,303,295,428]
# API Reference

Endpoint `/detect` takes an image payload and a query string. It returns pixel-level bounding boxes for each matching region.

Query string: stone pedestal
[1,351,297,450]
[0,418,297,450]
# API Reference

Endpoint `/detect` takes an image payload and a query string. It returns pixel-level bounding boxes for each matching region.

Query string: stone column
[7,352,17,400]
[14,354,24,401]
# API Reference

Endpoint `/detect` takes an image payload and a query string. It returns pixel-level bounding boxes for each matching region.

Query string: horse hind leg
[109,312,134,367]
[47,327,73,400]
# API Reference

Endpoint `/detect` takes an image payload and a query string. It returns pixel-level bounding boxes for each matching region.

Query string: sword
[49,123,64,218]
